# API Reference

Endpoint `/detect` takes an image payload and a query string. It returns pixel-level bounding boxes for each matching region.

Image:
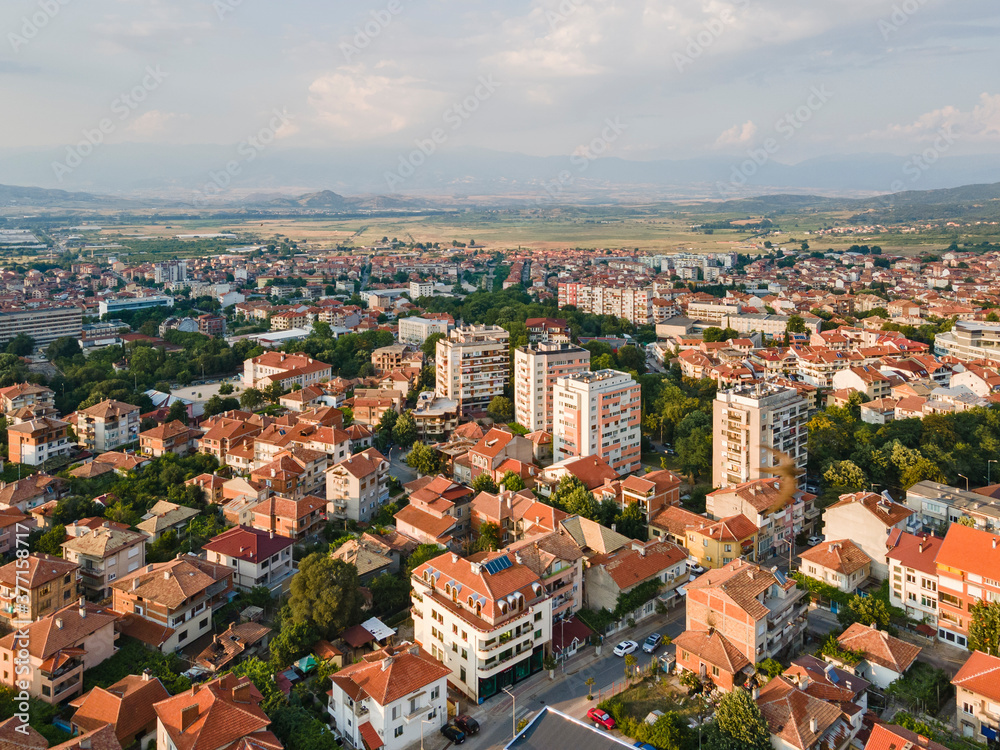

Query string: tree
[287,554,362,639]
[707,688,772,750]
[218,383,234,395]
[614,501,646,540]
[616,345,646,374]
[624,653,637,682]
[369,573,411,617]
[823,460,867,492]
[33,524,66,556]
[487,396,514,423]
[166,400,189,425]
[500,470,525,492]
[969,600,1000,656]
[562,485,600,520]
[421,332,446,359]
[786,315,807,334]
[47,336,81,361]
[6,333,34,356]
[837,593,895,634]
[477,521,502,551]
[392,410,417,448]
[471,473,498,494]
[406,543,446,576]
[405,442,441,475]
[240,388,265,411]
[269,621,319,668]
[677,425,712,482]
[585,676,596,700]
[264,381,286,403]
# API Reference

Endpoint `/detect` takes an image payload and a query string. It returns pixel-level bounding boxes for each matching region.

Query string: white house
[831,622,922,689]
[822,492,913,580]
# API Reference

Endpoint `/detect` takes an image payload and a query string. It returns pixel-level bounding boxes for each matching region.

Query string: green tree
[471,473,499,494]
[477,521,502,551]
[369,573,411,616]
[240,388,265,410]
[616,345,646,374]
[421,332,446,359]
[677,425,712,482]
[969,600,1000,656]
[487,396,514,423]
[264,381,286,403]
[837,593,895,634]
[166,399,189,425]
[823,460,868,492]
[708,688,772,750]
[287,554,362,639]
[406,543,447,576]
[786,315,807,334]
[562,485,600,520]
[33,524,66,556]
[218,382,235,395]
[392,410,418,448]
[614,501,646,540]
[47,336,82,361]
[405,442,441,475]
[500,470,525,492]
[6,333,34,356]
[269,621,319,668]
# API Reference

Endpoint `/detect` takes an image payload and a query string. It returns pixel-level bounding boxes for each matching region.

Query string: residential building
[411,391,460,441]
[69,400,140,452]
[887,531,943,627]
[671,629,753,692]
[797,540,872,595]
[138,420,199,457]
[111,556,234,653]
[62,523,147,600]
[0,473,67,513]
[202,526,295,594]
[0,304,83,347]
[712,382,808,488]
[866,724,950,750]
[153,674,282,750]
[242,351,332,389]
[136,500,200,541]
[251,494,327,541]
[470,489,566,547]
[410,550,553,703]
[435,325,510,418]
[0,508,28,557]
[0,601,118,703]
[905,480,1000,533]
[330,538,396,583]
[504,530,584,624]
[831,365,892,400]
[831,622,921,689]
[618,470,682,522]
[513,343,591,432]
[468,427,535,481]
[935,523,1000,649]
[652,509,759,569]
[197,313,226,337]
[935,321,1000,364]
[195,621,272,674]
[69,672,170,750]
[0,383,55,417]
[99,296,173,317]
[7,416,73,466]
[952,650,1000,744]
[371,344,410,374]
[822,492,913,580]
[327,642,451,750]
[558,283,652,325]
[251,449,327,500]
[525,318,571,344]
[398,316,451,346]
[0,554,79,624]
[584,539,689,625]
[552,369,641,476]
[756,676,860,750]
[783,654,870,711]
[326,448,390,524]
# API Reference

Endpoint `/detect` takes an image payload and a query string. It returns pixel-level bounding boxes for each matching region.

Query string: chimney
[55,618,64,630]
[79,740,91,750]
[611,524,617,532]
[103,521,110,529]
[142,668,153,681]
[79,598,86,618]
[809,718,818,734]
[164,570,171,580]
[269,529,274,539]
[919,542,924,553]
[381,656,393,671]
[451,553,458,564]
[994,538,998,549]
[917,736,930,746]
[232,681,251,703]
[180,704,200,731]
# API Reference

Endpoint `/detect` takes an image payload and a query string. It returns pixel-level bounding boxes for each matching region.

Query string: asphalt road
[388,445,418,485]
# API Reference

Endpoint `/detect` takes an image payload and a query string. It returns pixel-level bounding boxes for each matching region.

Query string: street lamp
[989,460,997,486]
[959,473,969,492]
[420,718,437,750]
[502,686,516,740]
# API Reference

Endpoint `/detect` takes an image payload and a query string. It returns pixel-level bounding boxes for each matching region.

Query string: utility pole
[990,460,997,486]
[502,686,516,740]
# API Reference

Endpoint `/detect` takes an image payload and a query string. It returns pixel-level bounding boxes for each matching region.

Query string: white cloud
[714,120,757,147]
[123,110,189,140]
[863,93,1000,142]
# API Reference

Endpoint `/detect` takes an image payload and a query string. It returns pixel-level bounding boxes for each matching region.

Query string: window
[431,687,440,700]
[712,666,720,677]
[963,702,975,715]
[460,667,466,683]
[394,727,404,738]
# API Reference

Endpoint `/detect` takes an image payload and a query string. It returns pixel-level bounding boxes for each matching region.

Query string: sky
[1,0,999,176]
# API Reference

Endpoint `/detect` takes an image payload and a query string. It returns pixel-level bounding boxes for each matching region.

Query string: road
[467,606,687,750]
[388,446,417,485]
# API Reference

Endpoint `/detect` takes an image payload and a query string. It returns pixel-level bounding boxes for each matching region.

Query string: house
[886,531,942,627]
[784,654,870,710]
[194,621,273,674]
[584,539,689,625]
[797,540,872,595]
[468,428,534,480]
[93,451,151,474]
[470,489,566,547]
[136,500,200,541]
[558,516,632,561]
[330,538,396,583]
[138,420,199,457]
[0,507,28,556]
[243,351,332,389]
[0,383,55,416]
[0,600,118,703]
[327,642,451,750]
[951,650,1000,744]
[404,475,476,540]
[49,723,123,750]
[410,550,553,703]
[0,473,67,513]
[111,556,234,653]
[617,470,682,522]
[153,674,283,750]
[537,455,618,498]
[0,717,46,750]
[865,724,950,750]
[756,676,860,750]
[504,529,585,623]
[202,526,296,594]
[651,508,759,569]
[251,449,327,500]
[0,553,79,625]
[197,417,262,465]
[326,448,389,524]
[822,492,913,579]
[61,523,148,600]
[185,473,227,504]
[6,417,73,466]
[251,494,326,541]
[68,399,140,452]
[832,622,921,689]
[671,629,753,693]
[934,523,1000,649]
[69,672,170,750]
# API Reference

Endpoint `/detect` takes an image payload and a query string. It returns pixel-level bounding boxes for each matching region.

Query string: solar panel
[483,555,512,575]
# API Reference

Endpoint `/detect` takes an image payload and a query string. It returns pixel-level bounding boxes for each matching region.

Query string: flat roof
[504,706,635,750]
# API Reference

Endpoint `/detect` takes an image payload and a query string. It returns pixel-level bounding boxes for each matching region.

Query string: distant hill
[0,183,118,207]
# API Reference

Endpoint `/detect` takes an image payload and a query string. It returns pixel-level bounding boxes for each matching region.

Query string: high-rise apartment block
[435,325,510,418]
[513,343,590,432]
[552,369,641,476]
[713,382,808,488]
[558,283,652,325]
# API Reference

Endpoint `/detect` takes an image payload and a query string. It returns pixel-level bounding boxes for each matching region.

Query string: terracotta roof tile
[952,650,1000,703]
[798,540,872,576]
[837,622,921,674]
[70,674,170,744]
[333,642,450,707]
[756,676,843,750]
[202,526,294,564]
[152,674,271,750]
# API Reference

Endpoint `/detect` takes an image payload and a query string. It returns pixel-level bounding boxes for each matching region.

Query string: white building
[513,342,591,433]
[435,325,510,417]
[328,642,450,750]
[887,531,942,627]
[551,370,641,476]
[822,492,914,580]
[201,526,296,594]
[409,281,435,299]
[98,296,174,317]
[398,316,451,346]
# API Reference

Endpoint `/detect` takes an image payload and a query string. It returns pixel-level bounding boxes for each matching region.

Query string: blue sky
[2,0,1000,163]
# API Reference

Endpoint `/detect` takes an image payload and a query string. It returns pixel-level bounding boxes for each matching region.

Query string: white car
[807,535,824,547]
[613,640,638,657]
[687,560,706,575]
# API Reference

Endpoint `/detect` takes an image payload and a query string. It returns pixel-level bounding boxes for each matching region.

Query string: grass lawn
[604,679,698,723]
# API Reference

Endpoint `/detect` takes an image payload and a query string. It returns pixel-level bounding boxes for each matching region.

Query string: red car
[587,708,616,730]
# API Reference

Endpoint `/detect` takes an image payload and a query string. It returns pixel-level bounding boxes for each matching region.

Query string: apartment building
[435,325,510,417]
[503,531,583,625]
[411,391,460,441]
[0,304,83,347]
[513,343,591,433]
[202,526,295,594]
[398,316,451,345]
[935,523,1000,649]
[887,531,943,626]
[327,642,451,750]
[326,448,389,524]
[468,427,534,480]
[651,508,759,569]
[61,523,147,600]
[905,480,1000,533]
[0,383,55,417]
[712,382,808,488]
[952,650,1000,744]
[525,318,571,344]
[112,556,234,653]
[251,494,327,541]
[7,416,73,465]
[411,551,553,703]
[618,470,682,522]
[139,419,200,457]
[242,351,332,389]
[935,321,1000,364]
[831,365,892,400]
[707,478,817,561]
[371,344,410,374]
[823,492,913,580]
[558,284,652,325]
[552,369,641,476]
[69,399,140,452]
[0,554,79,624]
[0,601,117,703]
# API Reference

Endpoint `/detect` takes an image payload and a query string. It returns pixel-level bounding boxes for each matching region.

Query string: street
[388,445,417,485]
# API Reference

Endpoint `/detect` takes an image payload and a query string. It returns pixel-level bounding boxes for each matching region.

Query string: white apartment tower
[552,369,642,476]
[435,325,510,418]
[513,343,591,433]
[713,382,808,489]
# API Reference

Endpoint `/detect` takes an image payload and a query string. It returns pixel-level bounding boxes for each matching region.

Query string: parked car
[642,633,663,653]
[613,640,638,657]
[587,708,616,730]
[634,743,657,750]
[454,716,480,736]
[441,724,466,744]
[807,535,824,547]
[687,559,706,575]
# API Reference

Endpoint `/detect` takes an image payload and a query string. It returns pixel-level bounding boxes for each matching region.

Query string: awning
[675,587,687,597]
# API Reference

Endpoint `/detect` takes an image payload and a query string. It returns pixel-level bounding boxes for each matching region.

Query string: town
[0,228,997,750]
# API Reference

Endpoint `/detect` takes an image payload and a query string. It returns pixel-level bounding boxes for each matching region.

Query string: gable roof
[0,553,78,590]
[756,676,845,750]
[827,492,913,527]
[952,650,1000,703]
[865,723,949,750]
[0,601,117,659]
[686,559,778,621]
[202,526,294,564]
[936,523,1000,580]
[589,540,687,591]
[837,622,921,674]
[331,642,450,707]
[0,717,47,750]
[111,556,232,608]
[152,674,271,750]
[70,674,171,744]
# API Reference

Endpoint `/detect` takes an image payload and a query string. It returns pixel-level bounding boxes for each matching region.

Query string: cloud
[863,93,1000,142]
[124,110,189,139]
[714,120,758,147]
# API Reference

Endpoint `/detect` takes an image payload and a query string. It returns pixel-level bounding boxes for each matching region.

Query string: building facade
[513,343,591,433]
[435,325,510,418]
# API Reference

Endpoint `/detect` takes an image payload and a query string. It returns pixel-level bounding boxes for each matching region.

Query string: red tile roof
[332,642,450,707]
[589,540,687,591]
[798,540,872,576]
[203,526,294,563]
[886,532,943,576]
[952,650,1000,703]
[152,674,271,750]
[828,492,913,527]
[673,629,751,675]
[864,723,949,750]
[936,523,1000,580]
[837,622,921,674]
[70,674,170,745]
[756,676,843,750]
